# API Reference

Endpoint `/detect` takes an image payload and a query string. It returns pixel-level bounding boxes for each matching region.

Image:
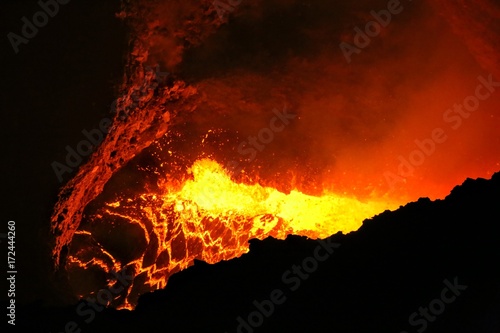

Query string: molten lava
[52,0,500,313]
[67,158,400,309]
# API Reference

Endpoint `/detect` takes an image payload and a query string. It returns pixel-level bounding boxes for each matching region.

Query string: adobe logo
[7,0,71,54]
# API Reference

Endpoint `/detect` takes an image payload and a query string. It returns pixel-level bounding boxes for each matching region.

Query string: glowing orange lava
[66,158,401,309]
[47,0,500,314]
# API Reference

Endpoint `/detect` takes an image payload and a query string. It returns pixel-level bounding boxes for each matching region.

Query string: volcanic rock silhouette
[19,171,500,332]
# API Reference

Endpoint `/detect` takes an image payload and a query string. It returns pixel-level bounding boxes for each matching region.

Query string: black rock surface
[19,172,500,333]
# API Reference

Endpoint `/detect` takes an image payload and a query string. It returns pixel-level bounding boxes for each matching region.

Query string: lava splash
[67,158,399,308]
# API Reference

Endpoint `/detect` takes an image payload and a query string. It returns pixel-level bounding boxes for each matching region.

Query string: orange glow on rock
[67,158,401,308]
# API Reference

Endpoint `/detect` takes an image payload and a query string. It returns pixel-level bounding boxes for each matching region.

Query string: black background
[1,0,128,306]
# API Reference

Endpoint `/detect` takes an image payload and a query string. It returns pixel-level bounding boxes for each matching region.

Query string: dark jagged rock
[19,172,500,332]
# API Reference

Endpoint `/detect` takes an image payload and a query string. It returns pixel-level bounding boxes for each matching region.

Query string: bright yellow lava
[70,158,401,309]
[170,158,399,238]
